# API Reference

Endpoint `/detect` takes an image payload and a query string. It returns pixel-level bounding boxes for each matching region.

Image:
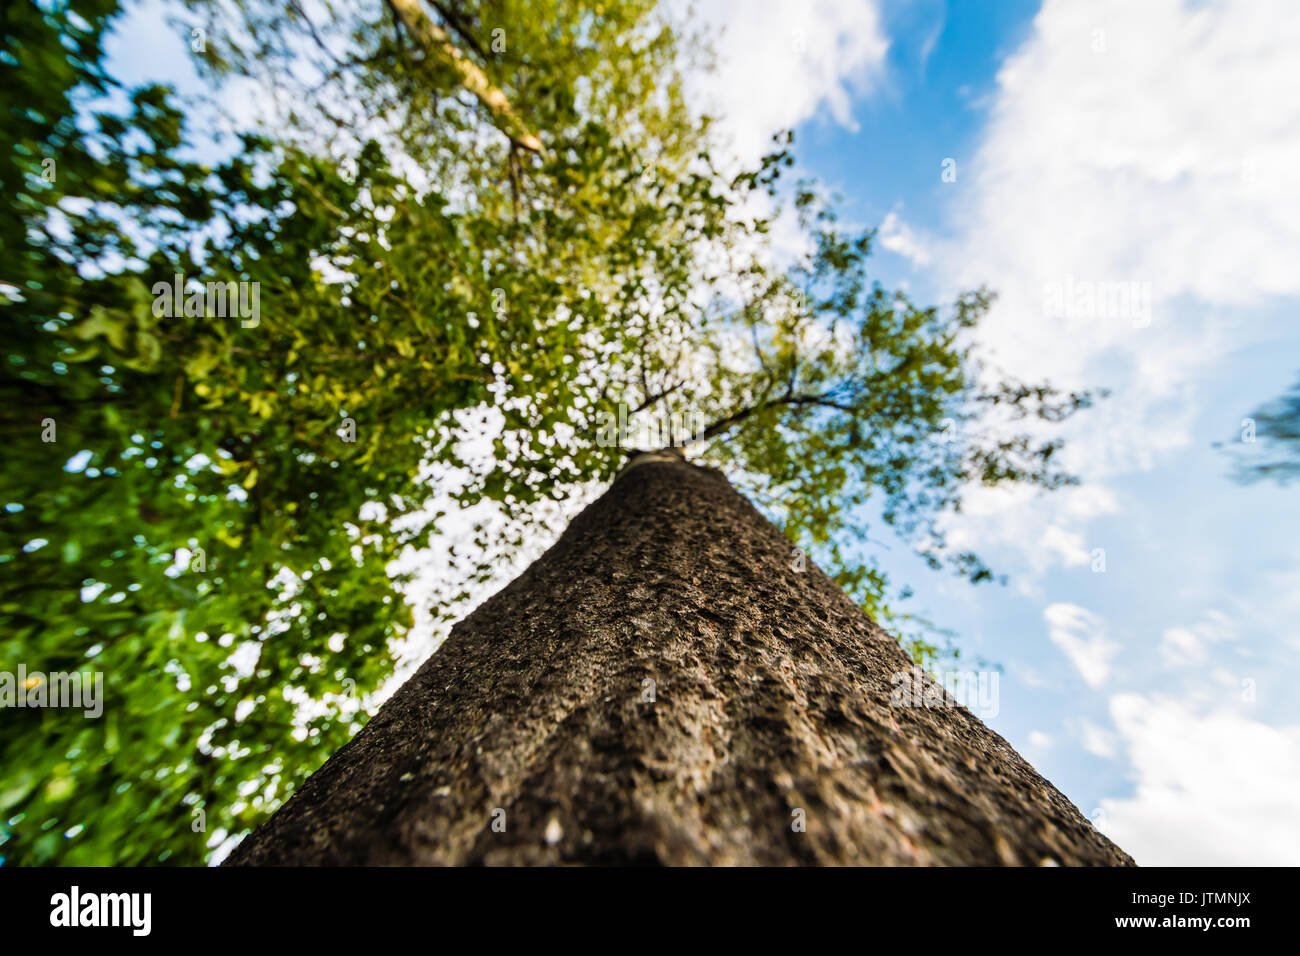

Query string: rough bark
[228,453,1134,866]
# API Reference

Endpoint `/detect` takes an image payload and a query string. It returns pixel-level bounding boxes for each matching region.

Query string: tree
[1,0,1098,865]
[228,452,1132,865]
[1224,375,1300,485]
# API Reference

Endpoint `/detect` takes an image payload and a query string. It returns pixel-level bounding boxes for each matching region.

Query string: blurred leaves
[1223,374,1300,485]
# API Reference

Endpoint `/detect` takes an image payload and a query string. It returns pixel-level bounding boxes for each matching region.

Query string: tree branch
[631,380,685,415]
[386,0,543,154]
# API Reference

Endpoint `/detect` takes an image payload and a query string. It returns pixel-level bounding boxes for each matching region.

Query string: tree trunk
[227,452,1134,865]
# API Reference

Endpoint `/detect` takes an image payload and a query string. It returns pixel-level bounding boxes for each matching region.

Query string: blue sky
[106,0,1300,865]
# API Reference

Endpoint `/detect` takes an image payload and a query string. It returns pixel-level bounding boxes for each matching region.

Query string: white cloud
[1160,627,1205,668]
[1161,610,1236,668]
[905,0,1300,587]
[1027,730,1054,750]
[1078,718,1117,759]
[936,474,1120,596]
[1101,694,1300,865]
[1045,602,1120,687]
[673,0,890,165]
[942,0,1300,435]
[955,0,1300,305]
[878,210,932,267]
[1061,484,1120,520]
[1041,525,1091,568]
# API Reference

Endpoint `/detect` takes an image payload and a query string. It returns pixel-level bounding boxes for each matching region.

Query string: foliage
[1225,376,1300,485]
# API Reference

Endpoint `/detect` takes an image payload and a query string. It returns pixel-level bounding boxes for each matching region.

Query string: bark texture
[228,455,1134,866]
